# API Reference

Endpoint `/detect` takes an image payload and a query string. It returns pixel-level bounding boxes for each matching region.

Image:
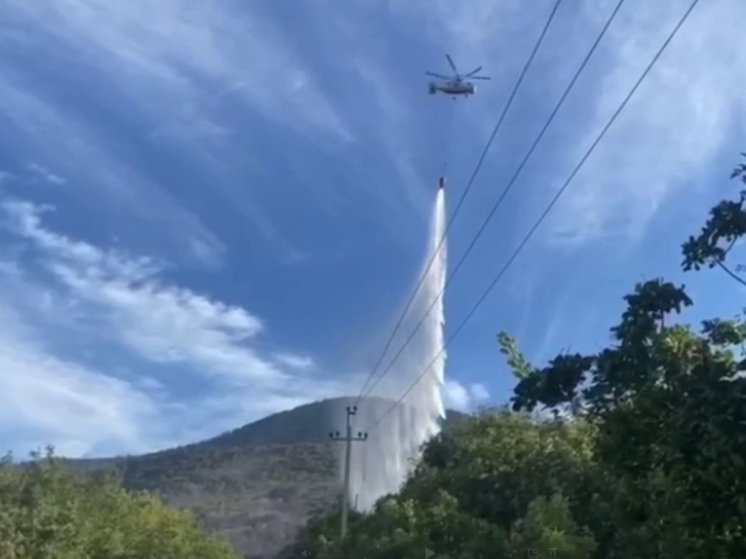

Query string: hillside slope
[65,397,468,558]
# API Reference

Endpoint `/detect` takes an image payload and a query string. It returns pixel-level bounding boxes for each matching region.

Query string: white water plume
[348,188,448,512]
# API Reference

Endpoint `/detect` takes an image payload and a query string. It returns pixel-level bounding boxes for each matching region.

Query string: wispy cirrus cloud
[27,163,65,186]
[0,196,492,456]
[0,198,355,457]
[1,199,315,386]
[1,0,353,143]
[0,0,359,264]
[539,0,746,244]
[0,322,159,459]
[0,73,228,266]
[385,0,745,245]
[275,353,316,371]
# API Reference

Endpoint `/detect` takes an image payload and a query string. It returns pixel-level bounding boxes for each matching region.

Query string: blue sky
[0,0,745,458]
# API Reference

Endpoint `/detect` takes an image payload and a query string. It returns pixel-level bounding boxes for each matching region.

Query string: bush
[0,448,237,559]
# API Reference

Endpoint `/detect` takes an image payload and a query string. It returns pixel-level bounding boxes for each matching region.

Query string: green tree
[508,494,595,559]
[0,447,238,559]
[504,154,746,557]
[294,412,601,559]
[682,152,746,285]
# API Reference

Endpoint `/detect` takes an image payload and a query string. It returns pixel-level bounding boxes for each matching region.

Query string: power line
[353,0,566,405]
[717,261,746,288]
[715,238,746,288]
[366,0,701,433]
[359,0,627,402]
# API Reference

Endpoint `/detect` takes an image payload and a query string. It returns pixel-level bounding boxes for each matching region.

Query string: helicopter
[427,54,490,98]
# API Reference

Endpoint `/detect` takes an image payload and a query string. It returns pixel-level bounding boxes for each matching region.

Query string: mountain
[63,397,469,559]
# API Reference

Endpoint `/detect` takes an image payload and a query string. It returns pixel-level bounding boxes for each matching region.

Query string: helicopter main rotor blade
[426,71,451,79]
[446,53,458,74]
[470,76,491,80]
[465,66,483,77]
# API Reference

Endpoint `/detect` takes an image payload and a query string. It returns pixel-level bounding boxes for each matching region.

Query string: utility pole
[329,405,367,539]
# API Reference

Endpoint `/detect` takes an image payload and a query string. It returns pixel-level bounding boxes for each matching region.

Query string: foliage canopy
[0,448,238,559]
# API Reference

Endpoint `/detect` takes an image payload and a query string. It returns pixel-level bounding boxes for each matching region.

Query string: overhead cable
[354,0,566,405]
[366,0,701,432]
[360,0,627,401]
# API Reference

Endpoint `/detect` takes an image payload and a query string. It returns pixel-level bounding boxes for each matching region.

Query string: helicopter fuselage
[428,80,476,96]
[426,54,488,98]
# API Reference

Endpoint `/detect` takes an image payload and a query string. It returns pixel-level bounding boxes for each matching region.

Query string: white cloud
[275,353,316,370]
[27,163,65,185]
[0,0,357,263]
[1,0,352,143]
[547,0,746,243]
[388,0,745,245]
[388,0,534,57]
[0,198,357,457]
[442,379,490,412]
[0,75,227,266]
[469,382,490,402]
[3,199,278,384]
[0,306,158,458]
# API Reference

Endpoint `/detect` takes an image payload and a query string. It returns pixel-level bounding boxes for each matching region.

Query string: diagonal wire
[353,0,566,406]
[359,0,627,402]
[717,261,746,288]
[366,0,701,432]
[715,238,746,288]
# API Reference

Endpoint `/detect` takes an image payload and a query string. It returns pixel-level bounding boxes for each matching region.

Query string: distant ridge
[202,396,466,449]
[59,397,471,559]
[67,396,467,464]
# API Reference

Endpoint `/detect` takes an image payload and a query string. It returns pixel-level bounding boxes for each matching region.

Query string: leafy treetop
[0,447,238,559]
[500,153,746,556]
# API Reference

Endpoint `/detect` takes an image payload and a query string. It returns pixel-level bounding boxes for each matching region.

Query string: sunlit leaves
[497,332,534,380]
[296,412,601,559]
[0,449,237,559]
[502,152,746,556]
